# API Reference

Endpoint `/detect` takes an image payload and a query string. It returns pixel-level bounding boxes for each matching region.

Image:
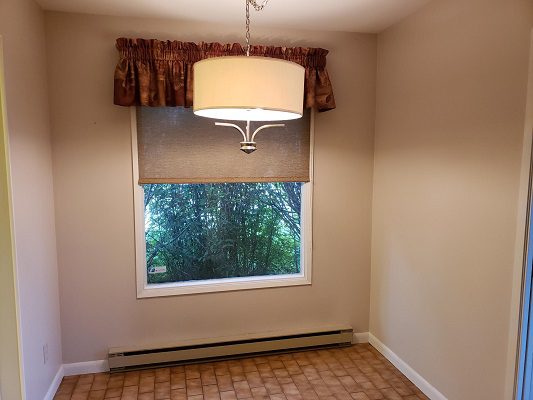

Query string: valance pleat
[113,38,336,112]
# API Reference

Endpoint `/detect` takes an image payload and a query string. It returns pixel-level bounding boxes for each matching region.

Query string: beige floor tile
[53,345,427,400]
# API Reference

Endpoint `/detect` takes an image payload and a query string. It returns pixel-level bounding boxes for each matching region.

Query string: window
[132,108,313,297]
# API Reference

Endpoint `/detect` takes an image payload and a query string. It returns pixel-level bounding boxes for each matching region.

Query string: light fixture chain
[245,0,250,56]
[245,0,269,56]
[249,0,269,11]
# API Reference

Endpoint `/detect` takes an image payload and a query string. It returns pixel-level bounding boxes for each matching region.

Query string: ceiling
[35,0,432,33]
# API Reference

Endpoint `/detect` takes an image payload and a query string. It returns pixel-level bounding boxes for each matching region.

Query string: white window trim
[131,107,314,298]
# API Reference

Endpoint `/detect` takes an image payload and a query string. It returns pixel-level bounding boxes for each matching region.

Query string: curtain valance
[113,38,336,112]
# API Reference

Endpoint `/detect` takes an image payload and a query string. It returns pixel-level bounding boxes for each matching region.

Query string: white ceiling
[35,0,432,33]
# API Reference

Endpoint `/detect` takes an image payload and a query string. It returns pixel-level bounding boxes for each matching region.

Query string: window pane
[144,183,302,284]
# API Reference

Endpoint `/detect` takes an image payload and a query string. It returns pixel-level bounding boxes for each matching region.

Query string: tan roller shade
[136,107,311,184]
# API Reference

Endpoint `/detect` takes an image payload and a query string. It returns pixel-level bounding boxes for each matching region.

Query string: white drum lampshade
[193,56,305,122]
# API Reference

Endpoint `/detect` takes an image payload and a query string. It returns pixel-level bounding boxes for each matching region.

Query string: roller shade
[136,107,311,184]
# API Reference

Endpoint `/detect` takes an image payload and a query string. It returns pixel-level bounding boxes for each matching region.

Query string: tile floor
[53,344,429,400]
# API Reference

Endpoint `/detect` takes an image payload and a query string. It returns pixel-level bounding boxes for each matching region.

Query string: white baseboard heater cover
[108,326,353,371]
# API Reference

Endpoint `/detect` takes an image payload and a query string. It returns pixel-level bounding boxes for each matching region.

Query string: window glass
[144,182,302,284]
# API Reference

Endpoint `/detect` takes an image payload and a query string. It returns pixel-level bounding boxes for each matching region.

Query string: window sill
[137,274,311,298]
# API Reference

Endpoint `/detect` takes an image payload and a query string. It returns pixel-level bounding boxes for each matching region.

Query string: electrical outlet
[43,344,49,365]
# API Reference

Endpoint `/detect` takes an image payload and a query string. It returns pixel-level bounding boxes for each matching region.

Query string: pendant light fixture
[193,0,305,153]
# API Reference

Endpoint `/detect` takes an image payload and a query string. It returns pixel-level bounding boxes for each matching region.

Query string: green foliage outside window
[144,182,302,284]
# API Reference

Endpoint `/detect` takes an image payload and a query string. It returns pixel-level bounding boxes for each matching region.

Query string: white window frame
[131,107,314,298]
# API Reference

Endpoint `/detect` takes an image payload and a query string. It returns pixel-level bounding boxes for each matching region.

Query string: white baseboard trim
[368,333,447,400]
[43,366,64,400]
[45,360,109,399]
[352,332,369,343]
[63,360,109,376]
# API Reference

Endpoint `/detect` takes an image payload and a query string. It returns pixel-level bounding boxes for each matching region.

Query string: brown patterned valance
[113,38,336,112]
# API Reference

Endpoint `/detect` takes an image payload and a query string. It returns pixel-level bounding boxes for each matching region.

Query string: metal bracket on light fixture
[215,121,285,154]
[215,0,281,155]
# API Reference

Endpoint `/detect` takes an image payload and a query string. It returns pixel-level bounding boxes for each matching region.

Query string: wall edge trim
[63,360,109,376]
[43,365,64,400]
[368,333,448,400]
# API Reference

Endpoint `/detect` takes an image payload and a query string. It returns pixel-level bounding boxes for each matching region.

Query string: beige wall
[371,0,533,399]
[45,12,377,363]
[0,0,62,398]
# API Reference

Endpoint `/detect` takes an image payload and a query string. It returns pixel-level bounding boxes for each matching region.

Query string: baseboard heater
[108,326,353,371]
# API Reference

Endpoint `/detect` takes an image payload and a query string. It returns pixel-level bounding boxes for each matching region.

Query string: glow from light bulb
[194,107,301,122]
